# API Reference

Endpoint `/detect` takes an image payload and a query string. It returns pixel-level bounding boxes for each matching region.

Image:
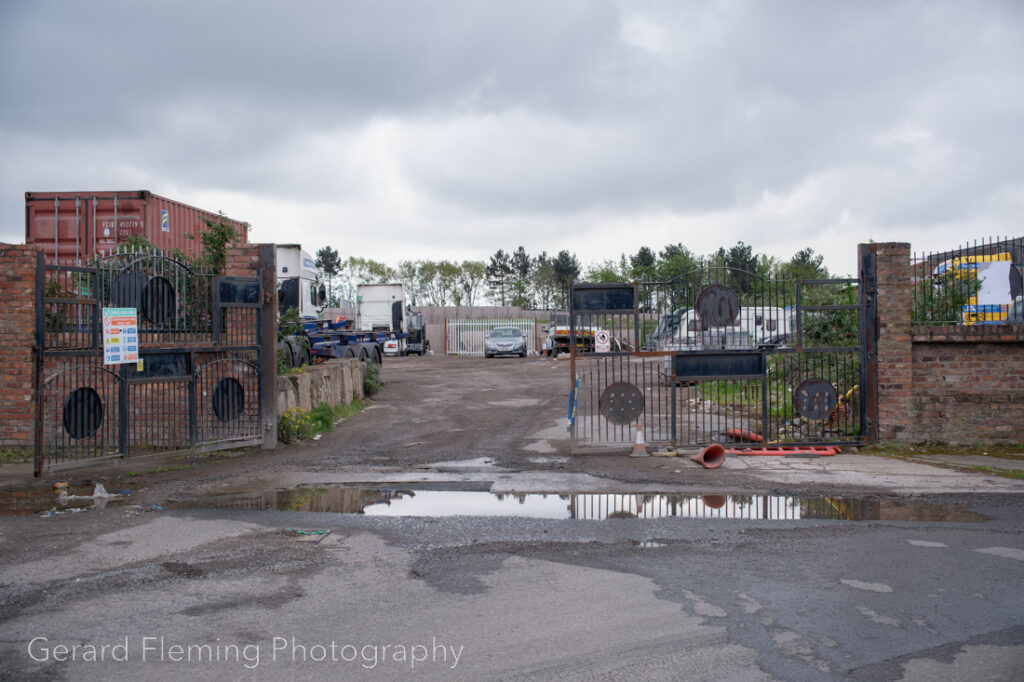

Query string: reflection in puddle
[173,487,989,522]
[0,485,128,516]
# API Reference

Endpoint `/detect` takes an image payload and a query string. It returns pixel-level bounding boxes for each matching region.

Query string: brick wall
[908,325,1024,443]
[872,242,1024,444]
[0,244,40,446]
[224,244,262,278]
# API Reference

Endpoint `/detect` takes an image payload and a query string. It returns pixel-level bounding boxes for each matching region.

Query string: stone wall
[277,358,364,414]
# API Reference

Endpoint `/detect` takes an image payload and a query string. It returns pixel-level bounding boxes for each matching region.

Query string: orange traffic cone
[691,443,727,469]
[629,420,650,457]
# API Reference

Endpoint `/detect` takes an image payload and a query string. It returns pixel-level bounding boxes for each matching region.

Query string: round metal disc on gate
[111,270,148,309]
[212,378,245,422]
[793,378,838,421]
[142,275,176,325]
[62,386,103,440]
[599,381,645,425]
[695,285,740,328]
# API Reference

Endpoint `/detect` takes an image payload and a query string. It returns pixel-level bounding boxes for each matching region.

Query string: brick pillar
[223,244,261,278]
[872,242,913,441]
[0,244,41,447]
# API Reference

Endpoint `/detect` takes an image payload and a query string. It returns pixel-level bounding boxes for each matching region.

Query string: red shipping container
[25,190,249,264]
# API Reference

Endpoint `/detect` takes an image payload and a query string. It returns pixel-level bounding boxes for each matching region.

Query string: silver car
[484,327,527,358]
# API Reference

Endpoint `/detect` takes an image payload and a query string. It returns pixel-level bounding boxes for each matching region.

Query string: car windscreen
[489,328,523,338]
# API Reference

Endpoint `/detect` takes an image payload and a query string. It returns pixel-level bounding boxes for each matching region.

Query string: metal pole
[91,195,98,260]
[75,197,81,264]
[112,194,118,257]
[53,196,60,263]
[34,251,46,477]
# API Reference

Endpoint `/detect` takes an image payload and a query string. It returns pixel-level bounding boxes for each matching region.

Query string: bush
[277,407,314,444]
[277,400,364,444]
[363,360,384,397]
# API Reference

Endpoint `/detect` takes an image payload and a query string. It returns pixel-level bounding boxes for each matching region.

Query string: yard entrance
[568,257,875,450]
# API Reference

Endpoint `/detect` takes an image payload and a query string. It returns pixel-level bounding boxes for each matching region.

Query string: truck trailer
[275,247,428,368]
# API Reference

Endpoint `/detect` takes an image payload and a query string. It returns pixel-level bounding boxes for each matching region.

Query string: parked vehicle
[1008,297,1024,323]
[666,306,791,350]
[541,311,610,356]
[357,284,429,356]
[275,247,428,368]
[484,327,528,358]
[644,307,689,350]
[26,190,248,263]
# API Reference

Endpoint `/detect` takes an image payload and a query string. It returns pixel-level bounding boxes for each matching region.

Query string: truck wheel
[284,337,300,368]
[341,346,356,359]
[357,347,370,362]
[371,346,383,364]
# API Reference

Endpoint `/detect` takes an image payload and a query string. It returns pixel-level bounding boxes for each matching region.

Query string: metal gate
[445,318,537,356]
[568,262,874,450]
[34,248,266,474]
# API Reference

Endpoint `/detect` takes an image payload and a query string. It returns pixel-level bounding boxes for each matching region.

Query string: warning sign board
[102,308,139,365]
[595,329,611,353]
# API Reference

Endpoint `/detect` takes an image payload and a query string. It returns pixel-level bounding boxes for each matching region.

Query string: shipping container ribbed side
[25,190,249,264]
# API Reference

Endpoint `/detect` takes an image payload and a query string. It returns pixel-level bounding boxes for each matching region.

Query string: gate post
[258,244,278,450]
[859,244,879,444]
[863,243,912,443]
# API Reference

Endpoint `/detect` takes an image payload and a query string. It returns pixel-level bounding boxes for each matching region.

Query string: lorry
[25,190,249,263]
[356,284,429,356]
[540,311,617,356]
[275,246,428,368]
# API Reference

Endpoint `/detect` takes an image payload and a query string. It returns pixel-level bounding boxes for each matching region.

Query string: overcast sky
[2,0,1022,276]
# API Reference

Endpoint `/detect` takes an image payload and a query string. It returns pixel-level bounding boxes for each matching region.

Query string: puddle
[0,484,130,516]
[418,457,499,470]
[171,486,989,522]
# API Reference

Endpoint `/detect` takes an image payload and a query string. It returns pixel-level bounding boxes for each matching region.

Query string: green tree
[629,246,657,281]
[656,243,699,281]
[532,251,558,309]
[585,259,628,283]
[196,216,241,274]
[457,260,487,306]
[719,241,757,294]
[552,250,581,308]
[418,260,461,306]
[509,246,534,308]
[396,259,424,305]
[315,245,342,306]
[486,249,513,305]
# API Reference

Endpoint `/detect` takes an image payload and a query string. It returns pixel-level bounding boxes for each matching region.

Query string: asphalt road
[1,356,1022,680]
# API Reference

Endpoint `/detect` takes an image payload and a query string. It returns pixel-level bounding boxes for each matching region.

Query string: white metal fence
[446,318,537,356]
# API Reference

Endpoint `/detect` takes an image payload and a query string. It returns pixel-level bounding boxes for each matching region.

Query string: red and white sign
[595,329,611,353]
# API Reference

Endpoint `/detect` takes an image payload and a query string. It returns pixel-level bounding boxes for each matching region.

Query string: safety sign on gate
[595,329,611,353]
[102,307,139,365]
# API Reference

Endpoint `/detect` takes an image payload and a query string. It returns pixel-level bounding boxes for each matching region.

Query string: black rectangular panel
[218,278,260,304]
[674,351,764,378]
[571,284,635,312]
[128,351,191,378]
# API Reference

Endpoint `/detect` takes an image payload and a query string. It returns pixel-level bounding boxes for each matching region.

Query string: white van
[668,306,790,350]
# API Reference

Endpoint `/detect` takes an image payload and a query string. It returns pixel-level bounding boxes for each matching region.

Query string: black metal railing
[911,235,1024,326]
